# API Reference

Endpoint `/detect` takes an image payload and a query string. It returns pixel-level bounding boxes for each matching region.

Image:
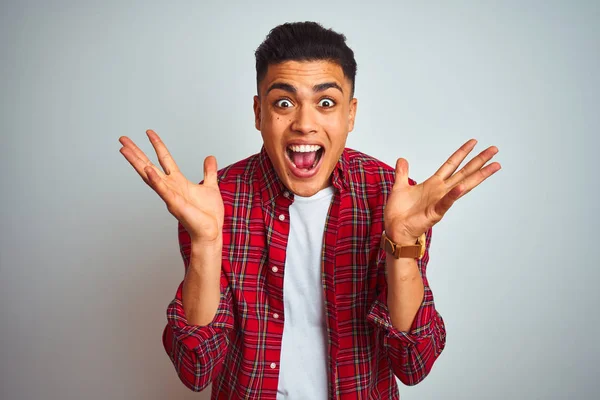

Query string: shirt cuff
[366,288,435,347]
[166,280,234,351]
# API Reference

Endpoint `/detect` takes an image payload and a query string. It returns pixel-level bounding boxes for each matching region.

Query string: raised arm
[119,129,232,391]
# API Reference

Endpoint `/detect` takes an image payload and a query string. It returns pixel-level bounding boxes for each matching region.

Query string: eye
[318,98,336,108]
[275,99,293,108]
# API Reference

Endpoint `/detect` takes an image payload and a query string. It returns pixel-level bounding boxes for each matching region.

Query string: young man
[119,21,500,399]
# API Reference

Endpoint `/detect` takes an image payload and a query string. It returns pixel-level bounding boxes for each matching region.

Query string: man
[119,21,500,399]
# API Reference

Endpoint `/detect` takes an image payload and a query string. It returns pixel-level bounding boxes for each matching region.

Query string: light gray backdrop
[1,1,598,399]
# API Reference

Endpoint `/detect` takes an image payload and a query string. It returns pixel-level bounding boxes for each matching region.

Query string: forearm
[368,228,446,385]
[385,254,424,332]
[182,237,223,326]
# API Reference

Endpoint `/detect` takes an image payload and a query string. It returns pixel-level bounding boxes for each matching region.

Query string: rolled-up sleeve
[367,226,447,386]
[162,222,235,392]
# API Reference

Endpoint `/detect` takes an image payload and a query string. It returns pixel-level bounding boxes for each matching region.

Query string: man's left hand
[384,139,501,244]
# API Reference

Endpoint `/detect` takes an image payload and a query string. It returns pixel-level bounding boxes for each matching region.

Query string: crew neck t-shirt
[276,185,335,399]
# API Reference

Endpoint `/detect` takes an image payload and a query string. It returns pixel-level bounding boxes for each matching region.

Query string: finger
[146,129,180,175]
[203,155,218,187]
[392,158,410,190]
[119,136,155,167]
[453,162,501,199]
[119,143,165,185]
[434,139,478,180]
[145,166,177,206]
[445,146,499,189]
[433,184,463,217]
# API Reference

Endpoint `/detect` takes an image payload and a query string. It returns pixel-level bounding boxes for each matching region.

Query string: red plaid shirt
[162,146,446,399]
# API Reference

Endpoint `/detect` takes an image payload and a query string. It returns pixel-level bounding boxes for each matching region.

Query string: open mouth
[285,144,325,177]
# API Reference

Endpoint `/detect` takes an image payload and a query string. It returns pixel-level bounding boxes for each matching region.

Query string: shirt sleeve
[162,221,235,392]
[366,226,447,386]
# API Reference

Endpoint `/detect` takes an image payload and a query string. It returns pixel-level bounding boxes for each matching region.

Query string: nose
[290,104,318,135]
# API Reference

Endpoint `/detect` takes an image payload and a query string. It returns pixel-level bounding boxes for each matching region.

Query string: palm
[384,175,447,240]
[119,130,224,243]
[384,139,501,243]
[160,169,224,242]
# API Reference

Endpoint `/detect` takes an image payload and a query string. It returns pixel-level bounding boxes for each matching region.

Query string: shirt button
[283,191,290,198]
[278,214,285,221]
[270,363,277,369]
[273,313,279,319]
[271,266,278,273]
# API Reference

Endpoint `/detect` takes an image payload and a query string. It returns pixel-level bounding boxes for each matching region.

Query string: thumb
[393,158,409,190]
[203,155,218,186]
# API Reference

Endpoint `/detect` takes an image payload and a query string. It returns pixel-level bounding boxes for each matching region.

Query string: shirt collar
[257,145,350,205]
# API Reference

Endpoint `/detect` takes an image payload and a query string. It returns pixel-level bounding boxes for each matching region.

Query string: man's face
[253,60,357,197]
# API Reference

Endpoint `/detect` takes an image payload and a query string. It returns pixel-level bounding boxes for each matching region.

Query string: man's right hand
[119,129,224,246]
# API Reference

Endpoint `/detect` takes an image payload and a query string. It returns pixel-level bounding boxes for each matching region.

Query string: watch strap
[380,231,424,259]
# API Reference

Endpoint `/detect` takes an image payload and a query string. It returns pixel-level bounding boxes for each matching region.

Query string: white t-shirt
[276,185,335,400]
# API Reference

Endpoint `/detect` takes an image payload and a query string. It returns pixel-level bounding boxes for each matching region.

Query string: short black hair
[255,21,357,97]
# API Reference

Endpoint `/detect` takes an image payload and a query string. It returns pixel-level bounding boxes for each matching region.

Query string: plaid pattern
[162,146,446,399]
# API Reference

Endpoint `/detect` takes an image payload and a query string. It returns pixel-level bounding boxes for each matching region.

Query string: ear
[253,95,261,131]
[348,98,358,132]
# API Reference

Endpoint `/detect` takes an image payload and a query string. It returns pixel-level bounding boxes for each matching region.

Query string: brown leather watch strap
[380,231,423,259]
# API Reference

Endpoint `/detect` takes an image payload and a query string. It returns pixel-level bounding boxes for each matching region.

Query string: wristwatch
[380,230,426,260]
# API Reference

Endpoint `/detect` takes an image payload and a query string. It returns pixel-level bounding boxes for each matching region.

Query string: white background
[1,0,598,399]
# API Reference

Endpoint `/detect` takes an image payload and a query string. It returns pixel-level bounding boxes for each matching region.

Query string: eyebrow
[313,82,343,94]
[265,81,344,96]
[266,82,297,95]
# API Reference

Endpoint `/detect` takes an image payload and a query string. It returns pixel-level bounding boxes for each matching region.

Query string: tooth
[288,144,322,153]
